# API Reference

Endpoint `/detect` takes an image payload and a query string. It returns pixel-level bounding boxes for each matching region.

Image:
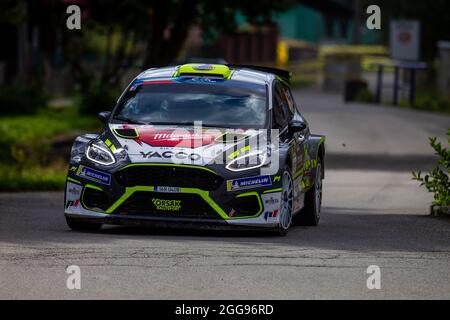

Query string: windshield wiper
[113,116,148,125]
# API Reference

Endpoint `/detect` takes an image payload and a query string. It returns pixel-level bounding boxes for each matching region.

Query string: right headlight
[225,151,268,172]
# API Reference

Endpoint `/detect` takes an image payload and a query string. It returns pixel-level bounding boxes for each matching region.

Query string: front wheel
[273,166,294,236]
[66,217,102,232]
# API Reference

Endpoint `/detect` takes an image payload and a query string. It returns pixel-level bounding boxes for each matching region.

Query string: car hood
[108,124,266,165]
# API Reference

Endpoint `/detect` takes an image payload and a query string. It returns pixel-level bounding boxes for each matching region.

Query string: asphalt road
[1,88,449,299]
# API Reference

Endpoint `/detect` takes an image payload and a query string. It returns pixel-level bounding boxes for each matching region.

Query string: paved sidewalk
[295,86,450,162]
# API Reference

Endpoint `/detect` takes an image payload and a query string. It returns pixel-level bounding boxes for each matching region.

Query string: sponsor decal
[140,79,174,86]
[77,166,111,185]
[273,175,281,183]
[264,210,279,221]
[65,182,82,210]
[264,197,279,205]
[69,166,78,172]
[136,129,215,148]
[261,193,282,215]
[140,151,201,161]
[152,198,182,211]
[227,175,272,191]
[104,139,117,153]
[227,145,251,160]
[154,186,181,193]
[181,77,224,84]
[66,199,80,209]
[301,179,311,190]
[68,186,81,196]
[303,159,318,171]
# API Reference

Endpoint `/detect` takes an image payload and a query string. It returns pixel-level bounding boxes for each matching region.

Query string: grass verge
[0,166,67,192]
[0,106,100,192]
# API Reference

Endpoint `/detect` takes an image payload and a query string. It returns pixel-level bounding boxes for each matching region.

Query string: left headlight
[226,151,267,172]
[86,141,116,166]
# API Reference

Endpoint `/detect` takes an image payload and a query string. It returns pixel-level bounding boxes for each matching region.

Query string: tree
[65,0,290,113]
[1,0,290,113]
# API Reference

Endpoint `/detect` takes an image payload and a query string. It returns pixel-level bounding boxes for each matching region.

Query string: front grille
[115,165,223,191]
[114,192,221,220]
[82,188,112,211]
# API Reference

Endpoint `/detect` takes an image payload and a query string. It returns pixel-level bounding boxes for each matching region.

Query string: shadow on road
[1,203,448,253]
[89,210,450,253]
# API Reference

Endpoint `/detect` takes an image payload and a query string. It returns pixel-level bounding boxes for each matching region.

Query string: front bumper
[64,163,283,229]
[65,213,278,230]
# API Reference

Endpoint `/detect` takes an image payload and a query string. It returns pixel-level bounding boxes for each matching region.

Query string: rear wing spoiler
[227,64,292,84]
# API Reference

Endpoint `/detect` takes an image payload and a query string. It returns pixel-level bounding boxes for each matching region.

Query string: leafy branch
[412,129,450,206]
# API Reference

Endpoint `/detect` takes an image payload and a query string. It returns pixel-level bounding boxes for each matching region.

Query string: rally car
[65,63,325,236]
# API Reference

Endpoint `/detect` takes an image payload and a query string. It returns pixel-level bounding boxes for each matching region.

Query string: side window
[280,83,296,115]
[272,82,289,129]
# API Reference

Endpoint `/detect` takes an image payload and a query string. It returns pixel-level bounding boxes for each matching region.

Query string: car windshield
[112,78,268,128]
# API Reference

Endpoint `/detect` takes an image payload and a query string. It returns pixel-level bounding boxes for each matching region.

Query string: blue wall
[274,4,381,44]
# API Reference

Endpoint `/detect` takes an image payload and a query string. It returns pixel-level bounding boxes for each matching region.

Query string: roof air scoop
[176,64,232,79]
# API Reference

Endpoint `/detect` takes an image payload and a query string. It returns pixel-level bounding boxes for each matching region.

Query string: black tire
[273,165,294,236]
[296,159,323,226]
[66,217,102,232]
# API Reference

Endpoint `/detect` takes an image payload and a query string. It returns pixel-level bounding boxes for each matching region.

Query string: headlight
[86,141,116,166]
[226,151,267,172]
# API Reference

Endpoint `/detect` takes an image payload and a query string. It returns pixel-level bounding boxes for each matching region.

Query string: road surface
[1,88,449,299]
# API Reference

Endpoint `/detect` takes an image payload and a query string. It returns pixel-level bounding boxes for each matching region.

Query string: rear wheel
[274,166,294,236]
[297,159,323,226]
[66,217,102,232]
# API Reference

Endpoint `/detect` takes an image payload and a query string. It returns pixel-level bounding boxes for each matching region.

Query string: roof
[136,64,288,85]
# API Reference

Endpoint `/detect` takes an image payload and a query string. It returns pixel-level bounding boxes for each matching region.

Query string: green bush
[414,94,450,114]
[0,108,99,167]
[78,80,119,115]
[0,84,48,115]
[400,89,450,114]
[412,129,450,207]
[354,87,375,103]
[0,107,100,191]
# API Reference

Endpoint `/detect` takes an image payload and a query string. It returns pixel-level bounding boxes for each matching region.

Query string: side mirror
[98,111,111,123]
[289,120,307,132]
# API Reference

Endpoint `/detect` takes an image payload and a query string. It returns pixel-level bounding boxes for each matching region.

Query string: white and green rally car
[65,64,325,236]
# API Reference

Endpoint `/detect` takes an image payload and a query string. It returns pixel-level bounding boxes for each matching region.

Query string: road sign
[390,20,420,61]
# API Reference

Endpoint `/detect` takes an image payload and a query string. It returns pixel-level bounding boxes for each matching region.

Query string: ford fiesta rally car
[65,64,325,236]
